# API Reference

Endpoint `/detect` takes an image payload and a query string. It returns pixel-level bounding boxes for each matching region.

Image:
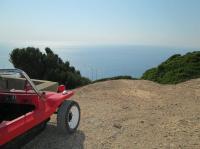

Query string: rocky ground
[23,79,200,149]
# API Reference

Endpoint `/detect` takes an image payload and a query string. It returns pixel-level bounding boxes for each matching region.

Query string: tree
[10,47,91,89]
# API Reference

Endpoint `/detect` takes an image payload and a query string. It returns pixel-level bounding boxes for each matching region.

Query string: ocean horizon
[0,44,198,80]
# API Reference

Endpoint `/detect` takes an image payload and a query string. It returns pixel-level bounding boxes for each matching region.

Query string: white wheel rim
[68,105,79,129]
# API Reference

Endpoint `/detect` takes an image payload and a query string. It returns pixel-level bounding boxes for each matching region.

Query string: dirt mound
[23,79,200,149]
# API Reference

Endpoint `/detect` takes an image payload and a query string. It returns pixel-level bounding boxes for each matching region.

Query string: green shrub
[93,75,137,83]
[141,51,200,84]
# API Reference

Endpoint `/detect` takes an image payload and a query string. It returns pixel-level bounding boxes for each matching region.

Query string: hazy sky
[0,0,200,48]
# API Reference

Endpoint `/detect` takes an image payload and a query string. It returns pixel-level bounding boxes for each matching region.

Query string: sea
[0,44,197,80]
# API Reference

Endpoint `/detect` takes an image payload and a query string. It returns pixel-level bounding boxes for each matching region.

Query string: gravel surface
[23,79,200,149]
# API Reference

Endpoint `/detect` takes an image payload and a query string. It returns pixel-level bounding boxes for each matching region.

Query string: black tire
[57,100,80,134]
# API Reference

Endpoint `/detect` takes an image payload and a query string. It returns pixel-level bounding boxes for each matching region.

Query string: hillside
[142,51,200,84]
[23,79,200,149]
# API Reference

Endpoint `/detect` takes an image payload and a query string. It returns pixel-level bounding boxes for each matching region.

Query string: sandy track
[23,79,200,149]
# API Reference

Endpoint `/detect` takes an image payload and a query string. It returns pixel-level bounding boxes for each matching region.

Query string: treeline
[142,51,200,84]
[10,47,91,89]
[9,47,200,87]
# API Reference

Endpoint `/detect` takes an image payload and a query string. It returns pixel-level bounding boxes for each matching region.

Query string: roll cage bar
[0,69,42,97]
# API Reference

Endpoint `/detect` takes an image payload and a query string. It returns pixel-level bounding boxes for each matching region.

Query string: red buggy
[0,69,80,148]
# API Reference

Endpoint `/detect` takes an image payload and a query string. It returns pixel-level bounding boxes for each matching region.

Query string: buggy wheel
[57,100,80,134]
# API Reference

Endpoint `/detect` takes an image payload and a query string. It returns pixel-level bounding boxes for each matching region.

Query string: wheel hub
[67,105,79,129]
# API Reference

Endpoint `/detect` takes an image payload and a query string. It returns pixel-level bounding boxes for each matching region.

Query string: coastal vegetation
[10,47,91,89]
[9,47,200,87]
[142,51,200,84]
[93,76,137,83]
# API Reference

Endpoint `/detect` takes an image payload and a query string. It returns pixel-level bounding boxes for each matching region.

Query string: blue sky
[0,0,200,48]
